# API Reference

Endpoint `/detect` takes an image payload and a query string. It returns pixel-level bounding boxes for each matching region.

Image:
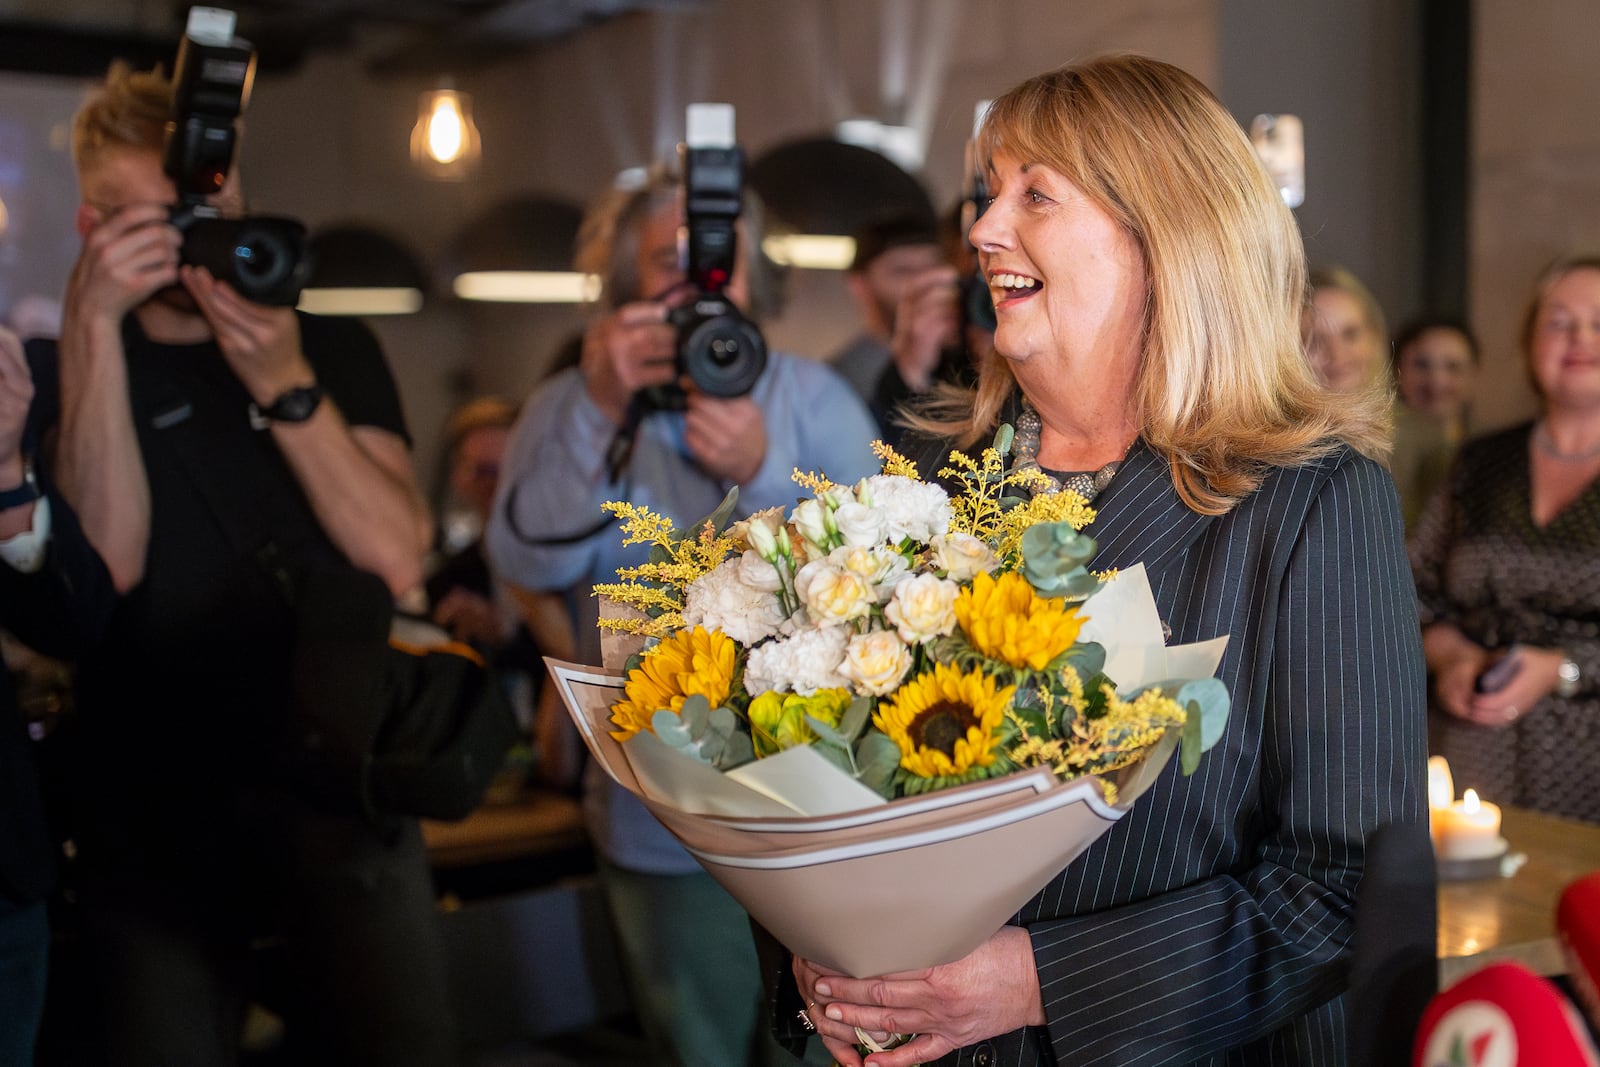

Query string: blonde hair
[72,61,172,169]
[914,54,1390,514]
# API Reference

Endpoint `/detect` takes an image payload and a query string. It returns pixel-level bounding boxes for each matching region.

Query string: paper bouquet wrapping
[548,565,1227,978]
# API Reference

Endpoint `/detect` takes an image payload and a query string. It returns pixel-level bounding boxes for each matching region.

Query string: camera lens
[681,311,766,398]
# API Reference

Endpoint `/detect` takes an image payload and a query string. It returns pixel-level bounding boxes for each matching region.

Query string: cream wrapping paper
[547,565,1226,977]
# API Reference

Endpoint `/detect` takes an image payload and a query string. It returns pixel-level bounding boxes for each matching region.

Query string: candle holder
[1435,836,1510,882]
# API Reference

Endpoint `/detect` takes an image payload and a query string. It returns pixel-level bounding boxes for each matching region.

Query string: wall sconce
[297,225,428,316]
[445,196,597,303]
[411,85,482,180]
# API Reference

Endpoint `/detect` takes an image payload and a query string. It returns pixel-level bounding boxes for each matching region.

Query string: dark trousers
[0,897,49,1066]
[80,811,456,1067]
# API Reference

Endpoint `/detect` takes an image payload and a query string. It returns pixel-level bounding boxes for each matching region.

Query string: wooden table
[1436,806,1600,983]
[422,788,587,869]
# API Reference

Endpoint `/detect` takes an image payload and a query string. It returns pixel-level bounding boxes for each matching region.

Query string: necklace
[1012,399,1122,501]
[1534,421,1600,463]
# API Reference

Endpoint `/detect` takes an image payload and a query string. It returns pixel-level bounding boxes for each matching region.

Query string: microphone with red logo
[1559,871,1600,1033]
[1412,961,1600,1067]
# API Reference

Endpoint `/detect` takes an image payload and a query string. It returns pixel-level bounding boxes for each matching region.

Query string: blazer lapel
[1084,440,1216,574]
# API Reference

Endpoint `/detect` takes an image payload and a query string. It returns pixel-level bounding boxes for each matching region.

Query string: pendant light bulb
[411,86,481,180]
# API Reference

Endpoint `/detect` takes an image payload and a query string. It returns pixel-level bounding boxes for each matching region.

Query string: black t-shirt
[27,312,409,866]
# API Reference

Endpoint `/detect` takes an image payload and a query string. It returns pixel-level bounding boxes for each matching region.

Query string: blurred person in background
[1412,254,1600,823]
[487,163,877,1067]
[1394,316,1479,449]
[1307,265,1454,531]
[36,62,453,1065]
[830,214,962,441]
[0,324,113,1065]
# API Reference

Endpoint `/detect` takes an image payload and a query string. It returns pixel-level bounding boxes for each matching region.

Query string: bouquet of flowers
[548,431,1230,977]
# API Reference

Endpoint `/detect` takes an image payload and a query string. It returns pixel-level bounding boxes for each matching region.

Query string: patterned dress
[1410,421,1600,822]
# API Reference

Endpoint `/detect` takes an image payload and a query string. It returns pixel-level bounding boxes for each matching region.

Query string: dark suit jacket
[0,485,114,905]
[933,440,1427,1067]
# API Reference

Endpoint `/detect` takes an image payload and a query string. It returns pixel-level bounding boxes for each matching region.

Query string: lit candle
[1435,788,1505,861]
[1427,756,1455,849]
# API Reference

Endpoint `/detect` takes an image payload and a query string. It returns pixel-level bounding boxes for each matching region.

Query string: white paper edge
[724,744,888,815]
[686,776,1121,869]
[705,764,1058,832]
[545,659,633,785]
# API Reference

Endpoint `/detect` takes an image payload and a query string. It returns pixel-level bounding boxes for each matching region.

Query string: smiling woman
[786,52,1427,1067]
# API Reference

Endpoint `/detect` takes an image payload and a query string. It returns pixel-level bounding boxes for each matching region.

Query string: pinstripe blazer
[937,439,1428,1067]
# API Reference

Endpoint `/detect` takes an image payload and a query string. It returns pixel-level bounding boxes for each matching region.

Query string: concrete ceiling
[0,0,706,77]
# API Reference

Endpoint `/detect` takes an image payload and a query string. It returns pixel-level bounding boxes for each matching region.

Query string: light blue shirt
[487,351,879,872]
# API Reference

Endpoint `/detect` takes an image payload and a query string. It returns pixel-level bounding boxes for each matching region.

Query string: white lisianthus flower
[929,532,1000,582]
[736,548,786,593]
[683,558,787,644]
[745,627,850,695]
[884,573,960,644]
[794,559,875,626]
[832,499,889,548]
[858,475,952,544]
[792,498,832,552]
[839,630,913,696]
[830,544,910,600]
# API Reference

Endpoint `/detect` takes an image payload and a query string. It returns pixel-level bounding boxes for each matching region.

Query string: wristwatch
[0,462,40,511]
[248,383,325,429]
[1557,656,1582,699]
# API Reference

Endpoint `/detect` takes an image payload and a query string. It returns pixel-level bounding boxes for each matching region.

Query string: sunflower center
[909,700,978,757]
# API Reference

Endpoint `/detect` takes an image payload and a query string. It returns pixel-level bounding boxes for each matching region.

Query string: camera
[162,7,312,307]
[648,103,767,411]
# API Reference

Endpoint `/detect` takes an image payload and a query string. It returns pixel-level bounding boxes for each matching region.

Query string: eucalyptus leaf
[679,693,710,735]
[1063,641,1106,678]
[1021,523,1099,595]
[837,695,874,741]
[1176,677,1230,753]
[652,709,695,749]
[993,423,1016,458]
[811,741,854,776]
[805,714,853,750]
[854,731,901,797]
[720,731,755,768]
[694,486,741,537]
[1181,696,1205,775]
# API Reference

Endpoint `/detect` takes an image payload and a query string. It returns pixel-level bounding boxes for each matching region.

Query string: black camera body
[162,12,312,307]
[648,104,767,410]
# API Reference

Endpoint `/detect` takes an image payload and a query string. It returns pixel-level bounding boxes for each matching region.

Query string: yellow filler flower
[875,662,1016,783]
[610,627,737,740]
[956,570,1085,671]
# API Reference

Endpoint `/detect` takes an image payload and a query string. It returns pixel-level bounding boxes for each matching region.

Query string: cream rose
[839,630,913,696]
[794,559,875,626]
[930,532,1000,582]
[832,499,889,548]
[884,572,960,644]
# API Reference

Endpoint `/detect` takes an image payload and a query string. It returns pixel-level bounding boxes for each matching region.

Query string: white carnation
[736,548,786,593]
[744,627,851,695]
[885,573,960,644]
[858,475,952,544]
[683,558,787,645]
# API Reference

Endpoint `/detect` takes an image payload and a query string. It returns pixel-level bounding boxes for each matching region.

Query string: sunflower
[609,627,738,740]
[955,570,1085,671]
[874,662,1016,790]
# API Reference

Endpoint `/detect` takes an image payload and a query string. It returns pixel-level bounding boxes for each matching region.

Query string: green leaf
[854,731,900,797]
[993,423,1016,458]
[1176,677,1230,753]
[1020,523,1100,595]
[1181,697,1205,774]
[652,708,693,747]
[804,714,853,750]
[720,730,755,768]
[679,693,710,735]
[837,695,874,741]
[1062,641,1106,678]
[692,487,741,538]
[810,741,854,776]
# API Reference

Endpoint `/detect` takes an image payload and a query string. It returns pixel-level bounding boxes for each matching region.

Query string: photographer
[487,162,877,1066]
[35,60,452,1064]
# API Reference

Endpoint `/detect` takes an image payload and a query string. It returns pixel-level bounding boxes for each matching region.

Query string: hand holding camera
[889,264,962,392]
[163,7,312,308]
[580,301,677,426]
[68,202,184,324]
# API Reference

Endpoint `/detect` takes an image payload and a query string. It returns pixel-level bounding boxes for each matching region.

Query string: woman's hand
[792,926,1045,1067]
[1433,644,1490,722]
[1463,646,1566,727]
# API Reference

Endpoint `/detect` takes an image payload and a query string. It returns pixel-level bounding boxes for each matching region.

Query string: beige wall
[1471,0,1599,431]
